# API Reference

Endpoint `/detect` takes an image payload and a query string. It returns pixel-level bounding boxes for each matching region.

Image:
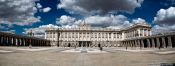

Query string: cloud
[85,15,131,29]
[1,30,16,34]
[43,7,51,12]
[57,0,146,29]
[132,18,146,24]
[56,15,132,29]
[152,25,175,35]
[58,0,144,15]
[56,15,76,26]
[153,25,175,31]
[23,24,59,38]
[0,0,40,26]
[36,3,42,9]
[153,7,175,30]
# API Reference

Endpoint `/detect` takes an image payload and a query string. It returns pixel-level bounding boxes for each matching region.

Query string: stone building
[0,32,51,46]
[45,22,151,47]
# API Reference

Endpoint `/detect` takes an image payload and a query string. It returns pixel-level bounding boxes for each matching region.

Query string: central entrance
[78,41,92,47]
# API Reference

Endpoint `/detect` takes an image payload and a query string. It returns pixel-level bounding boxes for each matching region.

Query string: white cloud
[43,7,51,12]
[0,0,40,26]
[153,25,175,31]
[23,24,59,38]
[58,0,144,15]
[56,15,76,26]
[1,30,16,34]
[57,0,147,29]
[36,3,42,9]
[152,25,175,35]
[154,7,175,31]
[56,15,132,29]
[132,18,146,24]
[85,15,131,29]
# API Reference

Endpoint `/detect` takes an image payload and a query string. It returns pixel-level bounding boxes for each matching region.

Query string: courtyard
[0,47,175,66]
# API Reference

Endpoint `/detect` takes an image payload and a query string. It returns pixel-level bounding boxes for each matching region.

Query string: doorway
[78,41,91,47]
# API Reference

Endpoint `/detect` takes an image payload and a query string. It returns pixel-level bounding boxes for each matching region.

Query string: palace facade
[45,22,151,47]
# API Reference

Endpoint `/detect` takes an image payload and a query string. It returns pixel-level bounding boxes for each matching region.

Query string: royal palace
[45,22,152,47]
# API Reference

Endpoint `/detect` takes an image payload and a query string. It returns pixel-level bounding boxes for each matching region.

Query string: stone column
[45,32,47,39]
[51,32,53,41]
[123,42,125,47]
[161,37,166,48]
[23,39,25,46]
[123,42,126,47]
[130,41,132,48]
[14,38,17,46]
[127,41,129,47]
[128,41,130,47]
[156,38,160,48]
[142,29,144,37]
[5,36,8,45]
[147,39,151,48]
[129,41,131,47]
[141,40,144,48]
[2,36,4,46]
[6,37,9,45]
[167,37,172,48]
[151,38,155,48]
[137,40,141,48]
[11,38,14,46]
[132,41,135,48]
[7,37,10,46]
[126,41,128,48]
[135,40,138,47]
[126,42,128,47]
[146,29,148,36]
[149,30,152,36]
[122,32,125,39]
[16,38,18,46]
[20,39,22,46]
[124,41,127,47]
[138,29,141,37]
[0,36,2,45]
[9,37,12,46]
[133,30,135,37]
[126,41,129,47]
[20,39,23,46]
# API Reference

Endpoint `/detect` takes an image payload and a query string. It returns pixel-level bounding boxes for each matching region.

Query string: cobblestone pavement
[0,47,175,66]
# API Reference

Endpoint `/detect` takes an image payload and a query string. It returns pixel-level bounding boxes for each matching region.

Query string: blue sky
[0,0,175,37]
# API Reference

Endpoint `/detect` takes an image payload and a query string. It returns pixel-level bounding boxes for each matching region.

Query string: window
[114,33,116,38]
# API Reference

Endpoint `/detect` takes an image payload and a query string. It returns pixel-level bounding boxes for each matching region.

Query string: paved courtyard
[0,47,175,66]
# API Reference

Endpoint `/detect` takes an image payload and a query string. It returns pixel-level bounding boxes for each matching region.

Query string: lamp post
[27,30,34,48]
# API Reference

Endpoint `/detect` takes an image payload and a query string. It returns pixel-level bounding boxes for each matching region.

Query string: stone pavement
[103,47,175,54]
[0,47,175,66]
[62,47,107,53]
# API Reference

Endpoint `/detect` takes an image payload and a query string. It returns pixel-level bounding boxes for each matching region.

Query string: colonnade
[121,35,175,48]
[0,32,51,46]
[58,41,119,47]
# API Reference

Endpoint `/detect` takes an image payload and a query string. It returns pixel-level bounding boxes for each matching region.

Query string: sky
[0,0,175,38]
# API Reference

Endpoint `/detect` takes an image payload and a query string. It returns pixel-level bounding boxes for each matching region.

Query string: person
[100,46,103,51]
[158,46,161,50]
[98,44,103,51]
